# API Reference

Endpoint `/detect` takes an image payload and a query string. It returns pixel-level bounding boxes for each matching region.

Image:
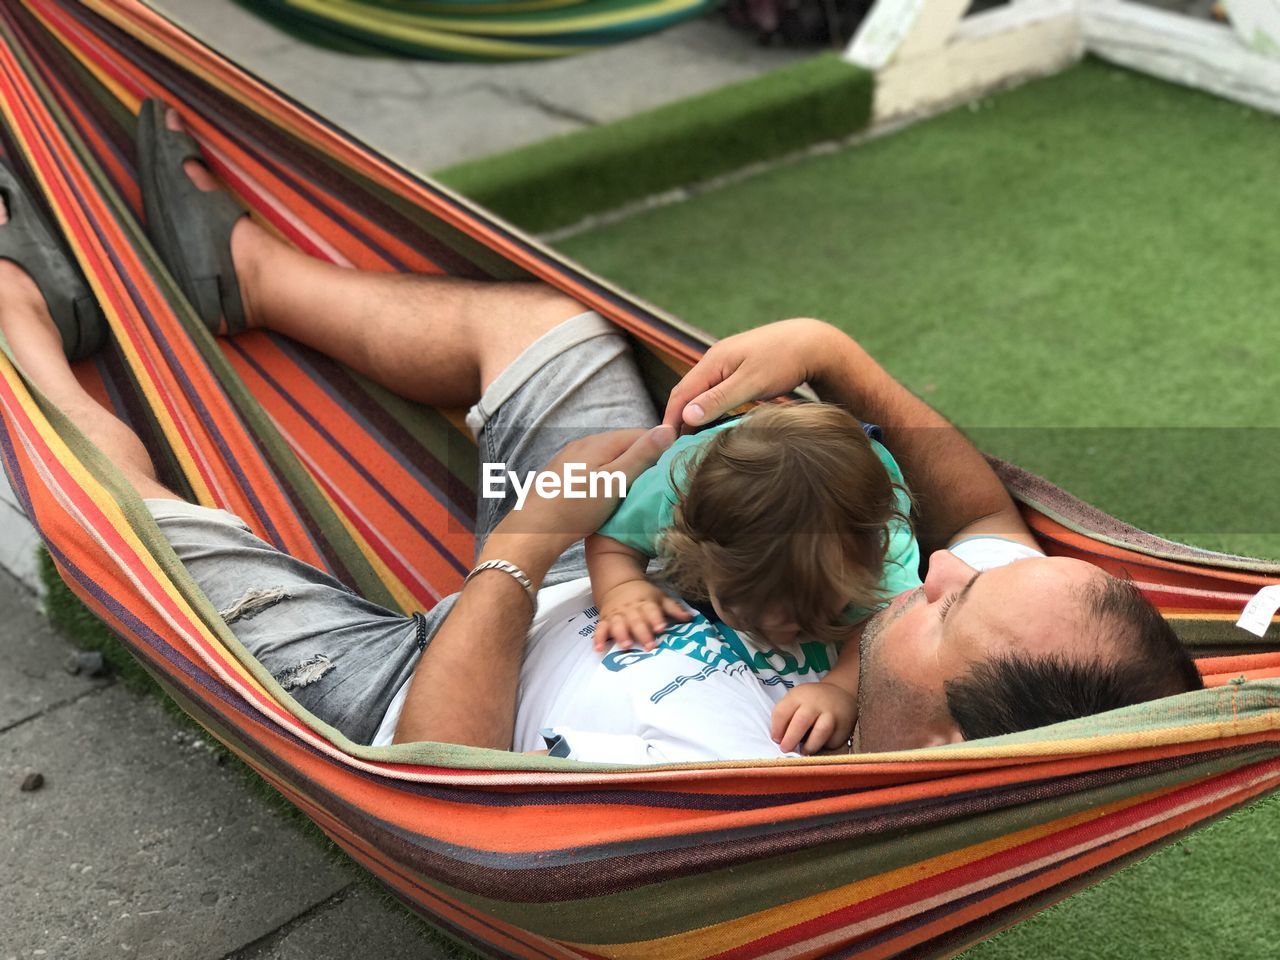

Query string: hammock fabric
[1,2,1279,957]
[235,0,716,62]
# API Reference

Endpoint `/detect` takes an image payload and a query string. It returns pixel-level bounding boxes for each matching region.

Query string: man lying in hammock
[0,103,1202,762]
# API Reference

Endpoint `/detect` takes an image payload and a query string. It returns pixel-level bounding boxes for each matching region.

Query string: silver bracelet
[464,559,536,606]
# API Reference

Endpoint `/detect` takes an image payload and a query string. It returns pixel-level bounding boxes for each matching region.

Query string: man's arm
[805,329,1033,552]
[392,425,675,748]
[663,319,1035,553]
[391,531,558,748]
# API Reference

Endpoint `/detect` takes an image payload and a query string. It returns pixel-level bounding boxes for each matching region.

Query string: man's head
[852,550,1203,752]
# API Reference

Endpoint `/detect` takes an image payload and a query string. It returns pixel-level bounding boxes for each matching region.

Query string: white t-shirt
[371,536,1044,762]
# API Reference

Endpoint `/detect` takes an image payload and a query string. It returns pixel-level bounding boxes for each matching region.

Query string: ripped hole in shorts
[275,654,334,691]
[220,586,289,624]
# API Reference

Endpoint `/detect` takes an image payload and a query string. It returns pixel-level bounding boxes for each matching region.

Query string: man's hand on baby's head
[662,318,841,429]
[771,681,858,755]
[593,580,692,653]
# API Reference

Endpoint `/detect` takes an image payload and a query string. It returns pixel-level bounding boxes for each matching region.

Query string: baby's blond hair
[659,402,908,644]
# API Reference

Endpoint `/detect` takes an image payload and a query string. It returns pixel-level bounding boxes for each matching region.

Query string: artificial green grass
[435,53,872,232]
[552,58,1280,956]
[559,58,1280,560]
[967,793,1280,960]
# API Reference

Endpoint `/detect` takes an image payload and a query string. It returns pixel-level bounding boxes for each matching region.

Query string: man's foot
[0,162,107,360]
[0,196,47,312]
[137,100,267,336]
[165,108,221,195]
[0,196,82,370]
[162,108,269,335]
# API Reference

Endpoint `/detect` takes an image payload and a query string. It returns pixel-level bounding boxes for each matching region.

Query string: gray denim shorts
[147,311,658,744]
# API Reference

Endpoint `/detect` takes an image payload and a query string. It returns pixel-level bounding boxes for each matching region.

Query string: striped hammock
[236,0,717,62]
[2,1,1279,956]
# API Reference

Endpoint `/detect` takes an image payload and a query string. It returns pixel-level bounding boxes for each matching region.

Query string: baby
[585,401,919,755]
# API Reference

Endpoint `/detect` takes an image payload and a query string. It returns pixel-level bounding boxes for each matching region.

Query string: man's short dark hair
[943,577,1204,741]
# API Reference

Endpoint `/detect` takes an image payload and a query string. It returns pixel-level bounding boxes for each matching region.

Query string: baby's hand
[594,580,692,652]
[771,682,857,755]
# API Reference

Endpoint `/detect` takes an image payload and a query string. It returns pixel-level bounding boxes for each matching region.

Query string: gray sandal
[137,99,249,335]
[0,160,106,361]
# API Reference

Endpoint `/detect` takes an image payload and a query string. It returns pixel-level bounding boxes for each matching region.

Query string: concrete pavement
[1,575,443,958]
[150,0,805,173]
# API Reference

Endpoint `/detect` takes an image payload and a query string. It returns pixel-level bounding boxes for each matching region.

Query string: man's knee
[477,286,589,390]
[521,283,588,330]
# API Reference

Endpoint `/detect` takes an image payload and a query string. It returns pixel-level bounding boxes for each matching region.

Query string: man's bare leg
[0,226,174,501]
[167,111,582,409]
[0,114,586,502]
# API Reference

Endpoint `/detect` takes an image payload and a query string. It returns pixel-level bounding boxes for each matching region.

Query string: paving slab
[0,497,42,595]
[148,0,586,171]
[147,1,804,172]
[478,19,808,126]
[145,0,310,63]
[1,687,354,959]
[0,464,20,510]
[242,26,487,102]
[334,84,586,173]
[233,885,453,960]
[0,573,106,732]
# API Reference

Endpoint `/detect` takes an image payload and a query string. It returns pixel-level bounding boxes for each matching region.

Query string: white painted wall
[1083,0,1280,114]
[0,470,43,594]
[849,0,1280,122]
[847,0,1083,122]
[1224,0,1280,56]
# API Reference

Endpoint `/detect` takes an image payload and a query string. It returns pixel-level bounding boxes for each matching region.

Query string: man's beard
[852,587,925,751]
[860,587,923,662]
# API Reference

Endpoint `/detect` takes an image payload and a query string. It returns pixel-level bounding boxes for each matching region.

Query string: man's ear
[918,721,964,748]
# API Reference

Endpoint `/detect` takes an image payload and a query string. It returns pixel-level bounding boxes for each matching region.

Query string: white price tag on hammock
[1236,585,1280,638]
